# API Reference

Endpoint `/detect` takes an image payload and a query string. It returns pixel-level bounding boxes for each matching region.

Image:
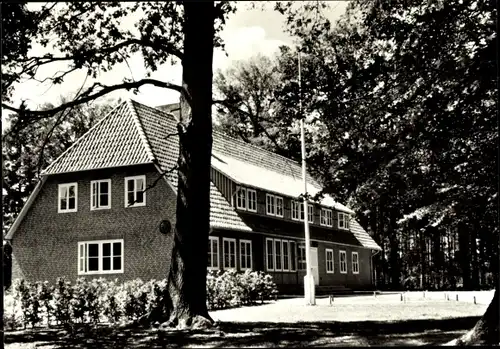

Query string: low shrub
[5,270,278,329]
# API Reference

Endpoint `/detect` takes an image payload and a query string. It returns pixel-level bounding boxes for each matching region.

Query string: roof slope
[19,99,379,250]
[43,101,152,175]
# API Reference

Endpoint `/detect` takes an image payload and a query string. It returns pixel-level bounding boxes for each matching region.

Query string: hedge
[3,270,278,330]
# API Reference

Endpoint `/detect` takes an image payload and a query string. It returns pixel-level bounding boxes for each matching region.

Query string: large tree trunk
[143,1,215,330]
[445,288,499,346]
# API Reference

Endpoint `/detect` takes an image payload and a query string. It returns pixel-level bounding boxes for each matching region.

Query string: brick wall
[10,164,177,283]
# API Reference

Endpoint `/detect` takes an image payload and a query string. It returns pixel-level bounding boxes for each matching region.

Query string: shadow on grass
[4,316,480,348]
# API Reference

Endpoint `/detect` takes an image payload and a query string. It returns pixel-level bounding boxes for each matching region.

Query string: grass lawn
[4,294,489,348]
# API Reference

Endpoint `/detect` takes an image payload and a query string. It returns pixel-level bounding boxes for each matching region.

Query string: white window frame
[90,179,111,210]
[124,175,146,207]
[276,196,284,217]
[58,183,78,213]
[282,240,289,271]
[298,244,306,270]
[339,250,347,274]
[222,238,237,270]
[289,241,297,271]
[274,239,282,271]
[265,238,275,271]
[352,251,359,274]
[266,194,275,216]
[239,239,252,270]
[326,248,334,274]
[320,208,333,227]
[292,201,304,221]
[338,212,350,230]
[208,236,219,270]
[78,239,124,275]
[247,189,257,212]
[236,186,247,210]
[308,204,314,223]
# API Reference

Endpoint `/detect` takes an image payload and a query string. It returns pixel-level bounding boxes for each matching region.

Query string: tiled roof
[37,99,380,250]
[42,102,152,175]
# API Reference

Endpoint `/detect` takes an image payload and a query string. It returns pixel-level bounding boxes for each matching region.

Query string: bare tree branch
[126,164,179,207]
[3,79,184,118]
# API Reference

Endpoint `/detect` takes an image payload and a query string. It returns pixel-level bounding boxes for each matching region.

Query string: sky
[3,1,349,126]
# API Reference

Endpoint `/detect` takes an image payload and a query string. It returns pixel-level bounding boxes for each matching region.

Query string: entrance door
[310,247,319,285]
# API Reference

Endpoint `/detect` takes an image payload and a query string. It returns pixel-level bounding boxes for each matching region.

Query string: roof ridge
[212,128,303,168]
[127,99,156,163]
[41,100,128,175]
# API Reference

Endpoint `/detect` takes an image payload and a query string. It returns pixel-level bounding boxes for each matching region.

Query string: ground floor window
[352,251,359,274]
[240,239,252,270]
[326,248,334,273]
[223,238,236,269]
[78,239,123,275]
[208,236,219,270]
[339,250,347,274]
[266,238,297,272]
[298,244,306,270]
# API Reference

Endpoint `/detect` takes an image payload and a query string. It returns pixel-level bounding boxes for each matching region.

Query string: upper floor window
[58,183,78,213]
[320,208,333,227]
[78,239,123,275]
[292,201,304,221]
[91,179,111,210]
[292,201,313,223]
[307,204,314,223]
[266,194,283,217]
[235,187,257,212]
[125,175,146,207]
[338,212,350,230]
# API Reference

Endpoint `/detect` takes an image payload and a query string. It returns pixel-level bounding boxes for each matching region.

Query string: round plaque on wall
[159,220,172,235]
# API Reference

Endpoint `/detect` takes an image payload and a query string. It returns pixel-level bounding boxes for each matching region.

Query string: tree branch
[3,79,184,118]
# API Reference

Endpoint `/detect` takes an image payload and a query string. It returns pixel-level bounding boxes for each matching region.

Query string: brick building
[5,99,381,293]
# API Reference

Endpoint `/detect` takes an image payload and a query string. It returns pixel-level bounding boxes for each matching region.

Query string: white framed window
[290,241,296,271]
[338,212,350,230]
[276,197,284,217]
[339,250,347,274]
[266,194,275,216]
[282,240,289,271]
[352,252,359,274]
[240,239,252,270]
[308,204,314,223]
[292,201,304,221]
[274,239,282,271]
[266,238,296,272]
[58,183,78,213]
[208,236,219,270]
[78,239,123,275]
[320,208,333,227]
[223,238,236,269]
[125,175,146,207]
[326,248,334,274]
[266,238,274,271]
[91,179,111,210]
[298,244,306,270]
[247,189,257,212]
[236,186,247,210]
[266,194,284,217]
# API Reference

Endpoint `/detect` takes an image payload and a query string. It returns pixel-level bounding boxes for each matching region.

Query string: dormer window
[235,187,257,212]
[338,212,350,230]
[320,208,333,227]
[292,201,313,223]
[266,194,283,217]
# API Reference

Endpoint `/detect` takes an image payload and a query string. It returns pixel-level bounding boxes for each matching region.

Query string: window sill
[78,270,124,275]
[58,209,78,213]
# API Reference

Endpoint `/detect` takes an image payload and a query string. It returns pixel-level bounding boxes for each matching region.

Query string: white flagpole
[299,51,315,305]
